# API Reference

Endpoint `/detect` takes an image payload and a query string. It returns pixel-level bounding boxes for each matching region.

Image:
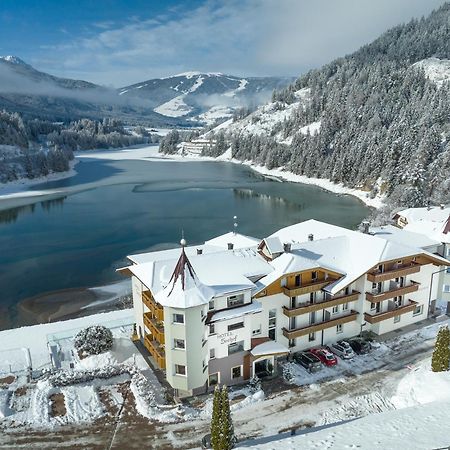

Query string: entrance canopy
[250,341,289,357]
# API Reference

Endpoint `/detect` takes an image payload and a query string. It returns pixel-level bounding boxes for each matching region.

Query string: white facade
[122,221,449,397]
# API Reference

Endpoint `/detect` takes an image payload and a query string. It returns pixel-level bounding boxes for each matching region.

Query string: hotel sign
[217,331,238,345]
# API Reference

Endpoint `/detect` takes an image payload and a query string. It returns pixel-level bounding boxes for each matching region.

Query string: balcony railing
[283,291,360,317]
[364,300,418,324]
[143,312,165,344]
[367,262,421,283]
[142,290,164,321]
[144,334,166,369]
[283,279,333,297]
[282,310,359,339]
[365,281,419,303]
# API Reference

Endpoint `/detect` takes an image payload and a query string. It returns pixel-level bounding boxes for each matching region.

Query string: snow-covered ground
[413,57,450,87]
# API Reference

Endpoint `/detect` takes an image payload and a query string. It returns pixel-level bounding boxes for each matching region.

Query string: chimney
[308,234,314,241]
[440,204,445,210]
[227,243,234,250]
[197,248,203,255]
[283,243,292,253]
[362,221,370,234]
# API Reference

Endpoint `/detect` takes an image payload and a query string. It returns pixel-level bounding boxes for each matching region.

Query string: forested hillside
[204,4,450,213]
[0,111,146,183]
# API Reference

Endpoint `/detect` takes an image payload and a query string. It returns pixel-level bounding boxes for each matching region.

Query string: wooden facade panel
[283,291,360,317]
[365,282,419,303]
[364,301,418,324]
[282,311,359,339]
[283,280,331,297]
[367,262,421,283]
[144,335,166,369]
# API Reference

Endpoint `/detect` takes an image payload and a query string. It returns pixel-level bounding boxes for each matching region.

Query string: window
[342,302,349,311]
[209,299,215,310]
[201,308,205,319]
[173,313,184,324]
[336,324,343,334]
[209,373,219,386]
[231,366,242,379]
[370,302,376,311]
[228,340,244,355]
[227,294,244,307]
[308,332,316,342]
[209,323,215,335]
[295,274,301,286]
[174,339,185,349]
[175,364,186,376]
[268,308,277,340]
[394,315,401,323]
[311,271,318,281]
[228,321,244,331]
[288,338,296,347]
[210,348,216,359]
[446,266,450,274]
[309,293,315,304]
[394,296,403,308]
[252,326,261,336]
[443,285,450,293]
[291,296,297,308]
[413,305,423,316]
[332,305,339,314]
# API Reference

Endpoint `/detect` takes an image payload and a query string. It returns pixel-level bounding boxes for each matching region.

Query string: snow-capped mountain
[0,56,176,124]
[118,72,294,125]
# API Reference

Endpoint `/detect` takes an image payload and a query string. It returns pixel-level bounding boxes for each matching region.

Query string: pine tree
[218,385,235,450]
[210,385,222,450]
[431,325,450,372]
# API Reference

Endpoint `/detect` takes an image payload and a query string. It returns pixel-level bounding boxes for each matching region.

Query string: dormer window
[227,294,244,308]
[209,299,215,311]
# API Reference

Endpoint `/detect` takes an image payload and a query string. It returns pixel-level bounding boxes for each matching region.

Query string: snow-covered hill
[413,57,450,87]
[118,72,294,125]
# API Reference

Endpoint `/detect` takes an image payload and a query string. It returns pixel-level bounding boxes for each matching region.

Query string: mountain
[0,56,177,125]
[200,3,450,215]
[118,72,294,125]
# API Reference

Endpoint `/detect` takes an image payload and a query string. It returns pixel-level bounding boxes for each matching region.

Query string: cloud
[32,0,448,86]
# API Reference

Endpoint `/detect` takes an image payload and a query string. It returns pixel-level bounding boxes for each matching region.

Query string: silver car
[329,341,355,359]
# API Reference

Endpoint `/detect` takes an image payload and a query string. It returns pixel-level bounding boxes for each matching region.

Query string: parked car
[310,347,338,366]
[347,338,371,355]
[293,351,323,372]
[328,341,355,359]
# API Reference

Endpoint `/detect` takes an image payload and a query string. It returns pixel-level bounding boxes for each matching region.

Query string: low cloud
[28,0,448,86]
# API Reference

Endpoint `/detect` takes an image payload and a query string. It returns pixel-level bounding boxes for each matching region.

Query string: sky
[0,0,448,87]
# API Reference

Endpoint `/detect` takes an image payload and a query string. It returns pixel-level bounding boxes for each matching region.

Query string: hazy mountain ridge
[203,3,450,215]
[118,72,294,124]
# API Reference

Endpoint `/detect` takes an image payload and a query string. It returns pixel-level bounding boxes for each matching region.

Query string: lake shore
[0,145,384,209]
[7,280,131,330]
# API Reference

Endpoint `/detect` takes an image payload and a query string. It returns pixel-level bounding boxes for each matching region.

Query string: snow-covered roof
[395,206,450,244]
[128,247,272,304]
[370,225,441,249]
[205,231,260,250]
[251,341,289,356]
[210,301,262,322]
[263,237,284,254]
[396,206,450,223]
[155,248,216,309]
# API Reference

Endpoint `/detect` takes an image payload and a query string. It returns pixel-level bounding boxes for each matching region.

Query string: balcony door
[376,302,381,313]
[309,311,316,325]
[295,274,301,287]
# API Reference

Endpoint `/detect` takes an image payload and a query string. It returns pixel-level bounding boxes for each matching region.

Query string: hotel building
[119,220,448,398]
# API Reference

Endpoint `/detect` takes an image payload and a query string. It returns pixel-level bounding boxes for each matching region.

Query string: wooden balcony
[364,300,418,324]
[283,279,333,297]
[365,281,419,303]
[144,334,166,369]
[143,312,165,344]
[142,290,164,321]
[282,310,359,339]
[367,262,421,283]
[283,291,360,317]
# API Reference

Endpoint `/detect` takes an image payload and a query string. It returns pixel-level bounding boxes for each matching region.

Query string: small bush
[74,325,113,357]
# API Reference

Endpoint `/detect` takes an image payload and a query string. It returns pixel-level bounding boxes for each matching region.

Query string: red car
[310,347,338,366]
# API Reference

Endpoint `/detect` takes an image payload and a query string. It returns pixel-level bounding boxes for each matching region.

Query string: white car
[329,341,355,359]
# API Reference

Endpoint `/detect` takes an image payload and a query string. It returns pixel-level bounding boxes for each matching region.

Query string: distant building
[119,219,447,398]
[393,205,450,310]
[179,138,217,156]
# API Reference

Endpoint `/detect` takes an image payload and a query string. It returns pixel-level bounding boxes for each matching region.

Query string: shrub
[74,325,113,357]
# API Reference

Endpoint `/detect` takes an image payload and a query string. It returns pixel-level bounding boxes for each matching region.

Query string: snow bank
[413,57,450,87]
[391,358,450,408]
